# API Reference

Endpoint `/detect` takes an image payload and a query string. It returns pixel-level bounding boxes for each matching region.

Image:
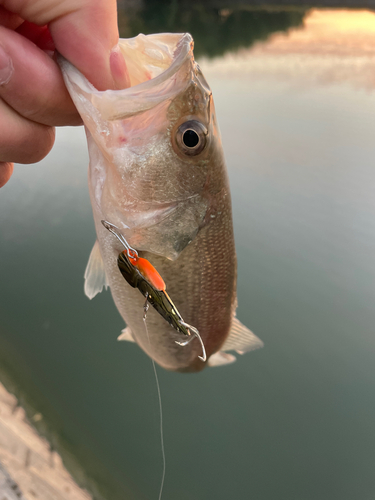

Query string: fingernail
[0,45,13,85]
[110,45,130,90]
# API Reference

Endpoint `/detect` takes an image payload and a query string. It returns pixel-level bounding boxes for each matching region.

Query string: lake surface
[1,7,375,500]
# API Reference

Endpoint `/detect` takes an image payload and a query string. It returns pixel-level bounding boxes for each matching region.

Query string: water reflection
[203,9,375,89]
[118,2,306,57]
[1,7,375,500]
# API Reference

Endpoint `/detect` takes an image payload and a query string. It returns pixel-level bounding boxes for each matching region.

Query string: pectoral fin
[84,240,108,299]
[117,327,135,342]
[221,317,264,354]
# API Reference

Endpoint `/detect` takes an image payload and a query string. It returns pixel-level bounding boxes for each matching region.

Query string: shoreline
[0,382,91,500]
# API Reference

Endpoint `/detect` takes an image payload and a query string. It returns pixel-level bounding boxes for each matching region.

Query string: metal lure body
[117,250,190,337]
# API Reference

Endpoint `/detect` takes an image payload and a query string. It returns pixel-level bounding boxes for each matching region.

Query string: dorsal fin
[84,240,108,299]
[221,317,264,354]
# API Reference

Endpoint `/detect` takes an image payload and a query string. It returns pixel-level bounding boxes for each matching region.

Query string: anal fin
[221,317,264,354]
[117,327,135,342]
[208,351,236,367]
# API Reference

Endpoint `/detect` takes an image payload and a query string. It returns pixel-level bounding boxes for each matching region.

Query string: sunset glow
[201,9,375,90]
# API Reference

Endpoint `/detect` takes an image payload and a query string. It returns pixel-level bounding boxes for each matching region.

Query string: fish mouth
[59,33,194,122]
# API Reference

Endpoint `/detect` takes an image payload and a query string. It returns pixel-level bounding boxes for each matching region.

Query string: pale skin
[0,0,130,187]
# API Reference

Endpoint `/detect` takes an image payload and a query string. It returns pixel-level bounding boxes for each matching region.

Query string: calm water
[1,7,375,500]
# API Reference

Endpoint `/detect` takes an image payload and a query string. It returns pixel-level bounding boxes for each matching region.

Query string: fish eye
[183,129,199,148]
[175,120,207,156]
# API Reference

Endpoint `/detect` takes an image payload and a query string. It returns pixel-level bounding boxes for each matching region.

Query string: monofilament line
[143,316,166,500]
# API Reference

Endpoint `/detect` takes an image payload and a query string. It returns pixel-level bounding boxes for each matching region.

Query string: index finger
[1,0,129,90]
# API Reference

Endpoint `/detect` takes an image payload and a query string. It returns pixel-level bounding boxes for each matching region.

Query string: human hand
[0,0,130,188]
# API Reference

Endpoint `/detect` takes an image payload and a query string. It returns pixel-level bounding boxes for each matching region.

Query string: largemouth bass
[60,33,263,372]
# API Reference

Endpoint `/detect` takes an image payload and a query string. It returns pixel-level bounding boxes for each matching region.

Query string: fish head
[60,33,225,260]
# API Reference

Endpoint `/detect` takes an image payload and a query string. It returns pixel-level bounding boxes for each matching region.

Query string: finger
[16,20,55,53]
[50,4,131,90]
[0,6,23,30]
[0,26,81,126]
[0,0,130,90]
[0,161,13,188]
[0,98,55,164]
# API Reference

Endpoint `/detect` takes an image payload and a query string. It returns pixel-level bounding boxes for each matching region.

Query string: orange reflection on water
[202,9,375,89]
[308,9,375,33]
[259,9,375,57]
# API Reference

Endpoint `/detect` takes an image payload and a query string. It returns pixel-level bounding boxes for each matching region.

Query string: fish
[59,32,263,372]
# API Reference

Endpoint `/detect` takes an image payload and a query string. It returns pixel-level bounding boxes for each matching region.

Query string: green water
[1,6,375,500]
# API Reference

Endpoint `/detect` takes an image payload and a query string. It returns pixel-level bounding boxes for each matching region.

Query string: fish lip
[59,33,194,121]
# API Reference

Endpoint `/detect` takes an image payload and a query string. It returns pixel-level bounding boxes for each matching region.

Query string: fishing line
[143,313,166,500]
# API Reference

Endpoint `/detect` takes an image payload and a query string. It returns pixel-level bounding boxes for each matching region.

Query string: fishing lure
[101,220,207,362]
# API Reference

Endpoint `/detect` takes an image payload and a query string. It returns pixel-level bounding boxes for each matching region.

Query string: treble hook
[175,322,207,362]
[101,220,138,259]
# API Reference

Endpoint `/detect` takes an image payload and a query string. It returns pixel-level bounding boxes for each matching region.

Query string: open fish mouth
[59,33,194,122]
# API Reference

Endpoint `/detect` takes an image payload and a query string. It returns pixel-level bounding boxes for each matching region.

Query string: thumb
[49,3,130,90]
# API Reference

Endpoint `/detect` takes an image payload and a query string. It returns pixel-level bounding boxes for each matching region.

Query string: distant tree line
[118,0,306,58]
[118,0,375,7]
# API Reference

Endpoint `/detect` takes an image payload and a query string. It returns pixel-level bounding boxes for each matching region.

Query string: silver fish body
[60,33,263,372]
